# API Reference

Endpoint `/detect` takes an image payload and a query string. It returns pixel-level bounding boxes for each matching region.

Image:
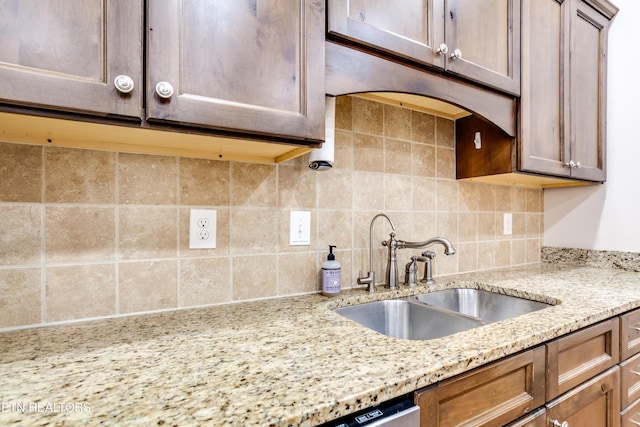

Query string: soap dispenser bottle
[321,245,341,297]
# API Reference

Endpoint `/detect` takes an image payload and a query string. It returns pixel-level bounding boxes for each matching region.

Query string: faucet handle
[421,250,436,259]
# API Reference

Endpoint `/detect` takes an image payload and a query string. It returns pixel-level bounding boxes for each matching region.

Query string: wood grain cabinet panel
[327,0,520,95]
[620,352,640,410]
[620,309,640,361]
[147,0,325,142]
[415,346,545,427]
[505,407,547,427]
[547,319,620,401]
[547,367,620,427]
[621,396,640,427]
[0,0,143,118]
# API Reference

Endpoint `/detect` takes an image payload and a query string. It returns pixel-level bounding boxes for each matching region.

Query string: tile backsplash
[0,96,543,330]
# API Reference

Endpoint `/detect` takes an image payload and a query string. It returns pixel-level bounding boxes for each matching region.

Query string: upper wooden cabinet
[0,0,325,161]
[520,0,617,182]
[0,0,143,118]
[147,0,325,141]
[327,0,521,95]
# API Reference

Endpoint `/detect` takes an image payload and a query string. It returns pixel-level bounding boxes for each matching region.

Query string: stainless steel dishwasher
[319,394,420,427]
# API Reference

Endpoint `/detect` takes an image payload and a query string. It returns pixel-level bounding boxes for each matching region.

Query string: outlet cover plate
[189,209,217,249]
[503,213,513,235]
[289,211,311,246]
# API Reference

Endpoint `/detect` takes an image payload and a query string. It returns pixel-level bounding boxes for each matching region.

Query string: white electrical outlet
[289,211,311,246]
[503,213,513,235]
[189,209,217,249]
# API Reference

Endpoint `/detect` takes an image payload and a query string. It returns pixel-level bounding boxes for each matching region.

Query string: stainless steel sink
[410,289,552,322]
[334,299,486,340]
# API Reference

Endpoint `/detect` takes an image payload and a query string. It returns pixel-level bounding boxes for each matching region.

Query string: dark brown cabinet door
[520,0,614,181]
[568,0,611,181]
[147,0,325,142]
[445,0,521,95]
[0,0,143,118]
[327,0,520,95]
[327,0,446,69]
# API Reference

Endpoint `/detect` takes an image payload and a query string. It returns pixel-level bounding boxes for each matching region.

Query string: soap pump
[321,245,341,297]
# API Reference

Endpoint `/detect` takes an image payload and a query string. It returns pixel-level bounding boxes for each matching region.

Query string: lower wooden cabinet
[505,408,546,427]
[414,347,545,426]
[621,396,640,427]
[547,367,620,427]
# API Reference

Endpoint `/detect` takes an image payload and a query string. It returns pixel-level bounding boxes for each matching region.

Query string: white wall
[544,0,640,252]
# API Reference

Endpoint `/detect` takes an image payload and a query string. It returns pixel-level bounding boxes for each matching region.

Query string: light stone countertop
[2,263,640,426]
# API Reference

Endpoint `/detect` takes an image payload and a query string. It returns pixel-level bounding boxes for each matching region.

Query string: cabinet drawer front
[547,366,620,427]
[415,346,545,427]
[621,352,640,409]
[621,395,640,427]
[621,309,640,360]
[547,319,620,400]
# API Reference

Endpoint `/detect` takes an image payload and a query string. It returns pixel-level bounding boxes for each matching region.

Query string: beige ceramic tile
[512,213,526,239]
[118,153,177,205]
[46,264,115,322]
[353,133,383,172]
[526,189,542,213]
[436,148,456,179]
[278,164,317,209]
[411,142,436,177]
[436,180,458,212]
[45,147,115,204]
[495,185,512,212]
[411,176,436,212]
[383,104,412,140]
[458,212,478,242]
[0,142,42,203]
[352,97,383,135]
[511,239,527,265]
[353,172,384,210]
[436,212,458,243]
[317,169,353,210]
[278,252,318,295]
[0,206,42,266]
[316,210,351,252]
[232,254,277,300]
[526,239,541,264]
[435,248,458,276]
[384,138,412,175]
[333,130,354,170]
[179,208,230,257]
[477,184,496,212]
[411,212,437,242]
[230,162,277,207]
[119,206,177,259]
[119,260,177,313]
[494,240,511,268]
[457,242,478,273]
[436,117,455,148]
[335,96,353,131]
[0,268,41,328]
[384,174,412,211]
[458,181,478,212]
[46,206,115,263]
[180,258,231,307]
[512,187,527,212]
[478,212,496,241]
[411,111,435,145]
[526,213,542,238]
[179,158,230,206]
[230,208,277,255]
[478,241,496,270]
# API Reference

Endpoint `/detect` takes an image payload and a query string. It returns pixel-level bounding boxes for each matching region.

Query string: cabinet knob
[551,420,569,427]
[575,161,582,169]
[450,48,463,60]
[564,160,577,168]
[436,43,449,55]
[155,81,175,99]
[114,75,134,94]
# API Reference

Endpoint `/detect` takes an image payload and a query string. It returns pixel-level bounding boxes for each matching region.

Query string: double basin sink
[334,289,553,340]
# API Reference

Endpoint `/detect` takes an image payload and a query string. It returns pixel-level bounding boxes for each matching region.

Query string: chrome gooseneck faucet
[357,213,396,293]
